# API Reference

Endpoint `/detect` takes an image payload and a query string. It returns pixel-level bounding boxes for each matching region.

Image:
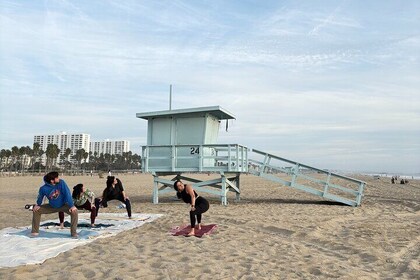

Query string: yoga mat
[170,224,218,238]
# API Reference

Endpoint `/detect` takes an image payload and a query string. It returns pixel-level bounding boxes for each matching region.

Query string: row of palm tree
[88,151,141,172]
[0,143,45,174]
[0,143,142,174]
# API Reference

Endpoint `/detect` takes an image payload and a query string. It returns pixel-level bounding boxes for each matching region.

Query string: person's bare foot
[90,224,95,227]
[59,223,64,229]
[30,232,39,237]
[186,228,195,236]
[195,224,202,230]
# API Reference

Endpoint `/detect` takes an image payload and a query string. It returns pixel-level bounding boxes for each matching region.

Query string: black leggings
[59,199,101,225]
[100,196,132,218]
[190,196,209,228]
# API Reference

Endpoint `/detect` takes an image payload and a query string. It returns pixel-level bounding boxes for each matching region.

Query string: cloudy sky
[1,0,419,174]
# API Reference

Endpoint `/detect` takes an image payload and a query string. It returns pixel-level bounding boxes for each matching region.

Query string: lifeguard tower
[137,106,366,206]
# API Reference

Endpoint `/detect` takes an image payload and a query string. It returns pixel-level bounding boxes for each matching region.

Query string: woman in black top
[98,176,132,218]
[173,180,209,236]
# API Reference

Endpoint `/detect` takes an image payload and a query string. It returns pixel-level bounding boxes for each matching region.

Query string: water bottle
[117,203,126,209]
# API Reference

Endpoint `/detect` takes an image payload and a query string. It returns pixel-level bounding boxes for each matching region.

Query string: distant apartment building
[90,140,130,156]
[33,132,91,164]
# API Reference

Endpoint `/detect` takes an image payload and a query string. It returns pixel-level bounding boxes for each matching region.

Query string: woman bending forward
[173,180,209,236]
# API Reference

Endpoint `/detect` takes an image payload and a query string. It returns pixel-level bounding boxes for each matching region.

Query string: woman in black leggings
[173,180,209,236]
[98,176,132,218]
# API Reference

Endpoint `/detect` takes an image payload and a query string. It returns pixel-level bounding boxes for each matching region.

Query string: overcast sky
[0,0,419,174]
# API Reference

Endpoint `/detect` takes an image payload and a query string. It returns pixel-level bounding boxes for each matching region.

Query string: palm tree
[64,148,72,172]
[111,154,116,169]
[132,153,141,170]
[11,146,19,172]
[20,146,32,174]
[45,144,60,171]
[86,151,93,171]
[32,143,41,174]
[4,149,12,174]
[82,151,89,173]
[36,149,44,173]
[0,149,6,170]
[59,154,66,171]
[114,154,123,170]
[75,149,86,172]
[18,146,25,174]
[104,153,111,171]
[91,151,99,170]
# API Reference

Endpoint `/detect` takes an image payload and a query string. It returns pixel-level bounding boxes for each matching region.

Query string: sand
[0,173,419,279]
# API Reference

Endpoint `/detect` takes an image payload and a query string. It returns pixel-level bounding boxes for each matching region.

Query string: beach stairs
[247,149,366,207]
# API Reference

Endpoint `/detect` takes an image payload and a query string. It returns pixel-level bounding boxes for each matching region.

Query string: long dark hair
[173,180,182,199]
[106,176,115,188]
[173,180,181,191]
[72,184,83,199]
[116,178,123,188]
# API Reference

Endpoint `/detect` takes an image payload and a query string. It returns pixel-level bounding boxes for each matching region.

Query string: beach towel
[170,224,218,238]
[0,213,163,268]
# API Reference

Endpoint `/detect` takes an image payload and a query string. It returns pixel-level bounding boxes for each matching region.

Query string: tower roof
[136,106,236,120]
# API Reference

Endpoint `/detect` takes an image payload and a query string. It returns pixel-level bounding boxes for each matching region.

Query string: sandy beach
[0,173,418,279]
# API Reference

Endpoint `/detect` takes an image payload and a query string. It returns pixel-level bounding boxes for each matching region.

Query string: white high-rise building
[33,132,91,164]
[90,140,130,156]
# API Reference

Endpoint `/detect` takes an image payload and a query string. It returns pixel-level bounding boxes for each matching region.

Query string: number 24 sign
[190,147,199,154]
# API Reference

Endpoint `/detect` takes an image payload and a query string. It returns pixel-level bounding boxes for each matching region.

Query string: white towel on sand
[0,213,162,268]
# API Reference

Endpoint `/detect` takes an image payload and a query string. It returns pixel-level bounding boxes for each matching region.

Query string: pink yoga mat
[170,224,218,238]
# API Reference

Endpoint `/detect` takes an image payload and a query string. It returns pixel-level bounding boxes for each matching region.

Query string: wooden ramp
[248,149,365,207]
[142,144,366,206]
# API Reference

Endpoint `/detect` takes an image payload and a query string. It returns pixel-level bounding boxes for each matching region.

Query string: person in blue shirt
[31,171,78,238]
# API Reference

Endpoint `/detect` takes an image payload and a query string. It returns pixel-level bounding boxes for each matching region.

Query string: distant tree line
[0,143,141,175]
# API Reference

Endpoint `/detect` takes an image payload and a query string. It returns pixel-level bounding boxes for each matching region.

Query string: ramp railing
[248,149,365,206]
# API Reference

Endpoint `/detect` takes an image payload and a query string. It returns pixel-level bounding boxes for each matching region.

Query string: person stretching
[58,184,100,227]
[31,171,78,238]
[97,176,132,218]
[173,180,209,236]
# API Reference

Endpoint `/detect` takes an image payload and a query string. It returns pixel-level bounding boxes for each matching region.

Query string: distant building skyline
[90,140,130,157]
[34,132,91,164]
[33,132,130,164]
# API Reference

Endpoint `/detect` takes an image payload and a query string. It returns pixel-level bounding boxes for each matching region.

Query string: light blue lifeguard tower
[136,106,365,206]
